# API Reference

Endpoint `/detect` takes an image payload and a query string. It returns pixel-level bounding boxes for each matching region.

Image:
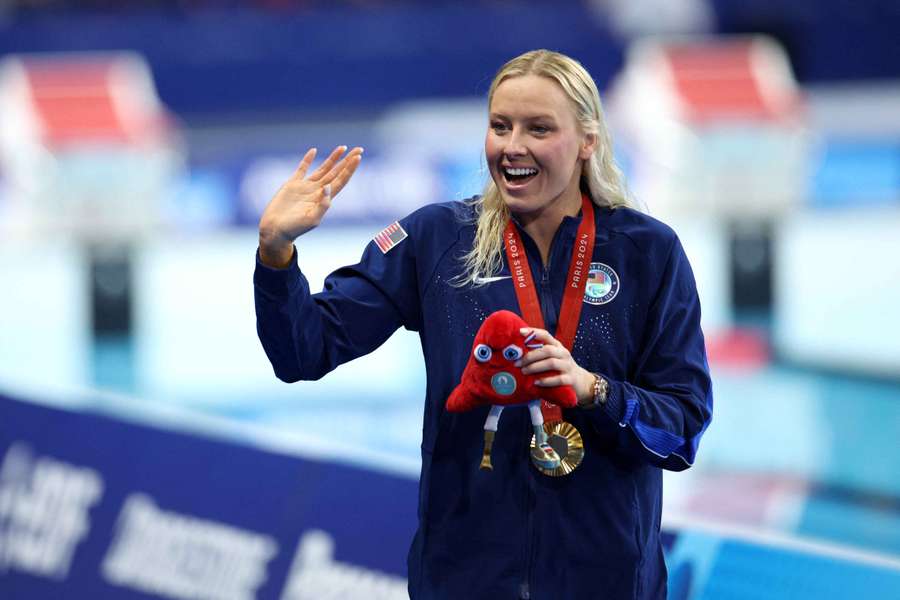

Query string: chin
[492,180,532,207]
[500,193,540,216]
[499,184,557,218]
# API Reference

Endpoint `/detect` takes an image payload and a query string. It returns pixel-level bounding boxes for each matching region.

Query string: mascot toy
[446,310,577,471]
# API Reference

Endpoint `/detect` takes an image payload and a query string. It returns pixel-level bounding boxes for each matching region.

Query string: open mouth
[502,166,539,185]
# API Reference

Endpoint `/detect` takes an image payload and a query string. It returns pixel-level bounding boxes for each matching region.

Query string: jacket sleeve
[591,236,713,471]
[253,227,422,383]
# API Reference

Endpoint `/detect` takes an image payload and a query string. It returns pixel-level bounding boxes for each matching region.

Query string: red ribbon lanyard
[503,194,596,423]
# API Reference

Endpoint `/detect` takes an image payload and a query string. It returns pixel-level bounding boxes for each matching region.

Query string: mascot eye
[503,344,523,361]
[474,344,493,362]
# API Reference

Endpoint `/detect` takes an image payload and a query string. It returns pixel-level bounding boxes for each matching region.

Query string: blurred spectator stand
[610,35,809,222]
[0,52,183,242]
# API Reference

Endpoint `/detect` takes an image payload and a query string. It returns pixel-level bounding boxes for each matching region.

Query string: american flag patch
[373,221,408,254]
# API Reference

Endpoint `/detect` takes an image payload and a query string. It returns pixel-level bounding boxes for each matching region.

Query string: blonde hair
[457,49,632,287]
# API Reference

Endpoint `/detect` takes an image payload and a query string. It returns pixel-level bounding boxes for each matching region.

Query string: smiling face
[485,74,596,224]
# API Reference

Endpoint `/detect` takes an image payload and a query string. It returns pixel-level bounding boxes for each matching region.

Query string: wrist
[259,223,290,248]
[574,368,596,405]
[258,235,294,269]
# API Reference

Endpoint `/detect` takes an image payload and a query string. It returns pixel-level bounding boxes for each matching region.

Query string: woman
[255,50,712,600]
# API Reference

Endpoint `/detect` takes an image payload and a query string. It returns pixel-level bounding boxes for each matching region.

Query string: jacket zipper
[540,264,558,334]
[523,226,567,599]
[525,245,561,599]
[522,474,534,599]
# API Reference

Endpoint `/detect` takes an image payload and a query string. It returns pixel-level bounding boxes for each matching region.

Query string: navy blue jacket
[254,199,713,600]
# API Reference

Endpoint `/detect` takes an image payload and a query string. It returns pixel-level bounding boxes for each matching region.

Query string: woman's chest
[421,244,652,380]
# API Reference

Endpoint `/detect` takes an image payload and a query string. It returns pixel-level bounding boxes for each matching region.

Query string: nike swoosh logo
[473,275,512,284]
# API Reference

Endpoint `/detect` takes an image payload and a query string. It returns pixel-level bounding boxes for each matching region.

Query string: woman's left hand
[515,327,595,404]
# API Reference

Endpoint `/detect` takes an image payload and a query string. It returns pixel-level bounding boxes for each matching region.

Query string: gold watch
[580,373,608,409]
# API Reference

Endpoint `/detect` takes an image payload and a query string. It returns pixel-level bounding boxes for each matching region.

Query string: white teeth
[504,167,538,177]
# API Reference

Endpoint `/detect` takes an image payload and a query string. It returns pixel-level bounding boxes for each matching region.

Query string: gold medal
[530,421,584,476]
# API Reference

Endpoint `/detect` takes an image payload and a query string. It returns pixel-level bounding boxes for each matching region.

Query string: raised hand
[258,145,363,267]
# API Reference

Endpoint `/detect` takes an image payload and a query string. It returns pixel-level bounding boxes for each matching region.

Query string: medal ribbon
[503,194,596,424]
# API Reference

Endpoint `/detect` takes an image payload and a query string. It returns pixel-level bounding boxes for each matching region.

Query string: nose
[504,128,528,158]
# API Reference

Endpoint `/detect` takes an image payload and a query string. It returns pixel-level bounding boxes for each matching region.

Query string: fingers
[308,146,348,182]
[514,326,583,390]
[327,152,363,196]
[520,327,562,347]
[321,147,363,185]
[517,340,569,369]
[293,148,317,179]
[534,374,574,388]
[293,146,364,197]
[520,356,569,376]
[310,184,332,213]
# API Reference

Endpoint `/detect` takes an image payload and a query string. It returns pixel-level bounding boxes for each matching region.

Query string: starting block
[0,52,183,240]
[610,36,809,220]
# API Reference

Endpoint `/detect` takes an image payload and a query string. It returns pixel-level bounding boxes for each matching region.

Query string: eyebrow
[489,112,558,121]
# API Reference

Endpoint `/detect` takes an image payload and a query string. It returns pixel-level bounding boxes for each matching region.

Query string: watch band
[580,373,608,409]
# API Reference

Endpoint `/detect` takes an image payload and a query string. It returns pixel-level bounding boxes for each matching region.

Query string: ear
[578,132,598,161]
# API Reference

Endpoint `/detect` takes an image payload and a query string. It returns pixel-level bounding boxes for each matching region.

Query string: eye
[502,344,523,361]
[531,125,549,135]
[474,344,493,362]
[490,121,508,134]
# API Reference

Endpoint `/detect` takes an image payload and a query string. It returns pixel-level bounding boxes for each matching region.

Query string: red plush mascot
[446,310,577,471]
